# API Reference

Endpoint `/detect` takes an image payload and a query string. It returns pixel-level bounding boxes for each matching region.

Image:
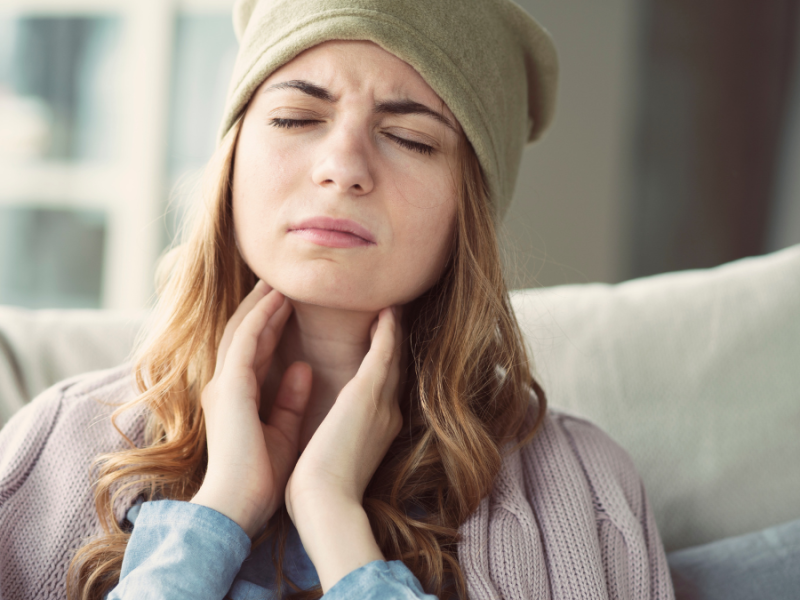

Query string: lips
[287,216,376,244]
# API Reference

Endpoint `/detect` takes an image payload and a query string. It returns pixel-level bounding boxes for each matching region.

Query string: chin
[257,270,382,312]
[288,291,388,313]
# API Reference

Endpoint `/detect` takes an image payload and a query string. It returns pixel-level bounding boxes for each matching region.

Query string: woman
[0,1,674,599]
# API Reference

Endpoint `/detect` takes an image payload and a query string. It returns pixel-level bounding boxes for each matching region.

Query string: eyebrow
[263,79,458,133]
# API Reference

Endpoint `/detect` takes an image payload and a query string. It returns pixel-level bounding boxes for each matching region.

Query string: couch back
[1,245,799,552]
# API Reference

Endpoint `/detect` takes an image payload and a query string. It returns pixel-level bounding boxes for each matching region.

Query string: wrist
[292,498,384,593]
[190,485,265,538]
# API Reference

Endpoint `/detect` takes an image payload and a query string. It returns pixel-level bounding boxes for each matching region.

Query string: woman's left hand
[285,305,404,514]
[283,305,404,591]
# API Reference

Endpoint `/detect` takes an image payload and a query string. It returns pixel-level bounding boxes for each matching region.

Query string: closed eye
[383,133,435,156]
[268,118,436,156]
[270,118,320,129]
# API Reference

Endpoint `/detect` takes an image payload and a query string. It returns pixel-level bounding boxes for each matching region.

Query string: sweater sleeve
[0,366,144,600]
[0,381,74,599]
[557,414,675,600]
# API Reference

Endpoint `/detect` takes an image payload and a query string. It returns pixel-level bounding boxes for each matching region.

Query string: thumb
[266,361,312,453]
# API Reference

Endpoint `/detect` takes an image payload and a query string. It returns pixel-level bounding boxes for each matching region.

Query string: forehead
[258,40,457,121]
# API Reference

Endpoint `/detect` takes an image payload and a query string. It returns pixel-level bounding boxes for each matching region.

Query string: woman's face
[232,40,462,311]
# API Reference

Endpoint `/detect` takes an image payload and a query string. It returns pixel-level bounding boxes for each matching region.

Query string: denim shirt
[106,500,438,599]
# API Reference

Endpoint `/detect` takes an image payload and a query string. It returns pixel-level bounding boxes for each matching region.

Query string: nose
[310,124,374,196]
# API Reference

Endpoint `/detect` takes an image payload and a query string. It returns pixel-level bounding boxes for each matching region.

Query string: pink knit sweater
[0,365,675,599]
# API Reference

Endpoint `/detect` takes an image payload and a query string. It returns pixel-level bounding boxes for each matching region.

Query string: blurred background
[0,0,798,310]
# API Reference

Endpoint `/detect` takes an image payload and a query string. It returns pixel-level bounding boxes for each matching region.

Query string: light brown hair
[67,112,546,600]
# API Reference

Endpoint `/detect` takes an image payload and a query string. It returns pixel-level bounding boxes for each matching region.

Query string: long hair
[67,112,547,600]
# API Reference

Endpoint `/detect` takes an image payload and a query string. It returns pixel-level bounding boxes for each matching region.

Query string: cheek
[387,158,457,272]
[384,155,458,213]
[390,197,456,297]
[231,127,304,249]
[234,129,292,206]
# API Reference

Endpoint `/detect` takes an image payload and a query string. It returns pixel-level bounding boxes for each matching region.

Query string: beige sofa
[1,244,798,553]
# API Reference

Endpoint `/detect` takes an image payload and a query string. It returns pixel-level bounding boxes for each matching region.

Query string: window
[0,0,236,310]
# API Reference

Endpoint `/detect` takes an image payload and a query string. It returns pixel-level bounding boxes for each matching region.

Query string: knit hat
[218,0,559,222]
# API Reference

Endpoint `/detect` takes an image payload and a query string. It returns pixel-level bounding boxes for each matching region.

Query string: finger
[215,280,272,373]
[223,290,286,376]
[265,361,312,453]
[383,306,404,401]
[370,316,379,342]
[217,281,271,366]
[254,297,294,385]
[356,307,397,393]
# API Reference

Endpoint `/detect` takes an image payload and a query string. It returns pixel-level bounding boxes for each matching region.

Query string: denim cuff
[324,559,436,599]
[110,500,252,600]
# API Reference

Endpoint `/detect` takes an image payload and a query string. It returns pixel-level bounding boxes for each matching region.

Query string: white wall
[501,0,640,289]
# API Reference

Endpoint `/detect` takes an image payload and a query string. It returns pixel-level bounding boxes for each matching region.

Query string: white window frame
[0,0,236,310]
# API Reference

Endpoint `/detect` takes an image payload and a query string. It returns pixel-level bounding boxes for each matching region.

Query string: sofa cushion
[0,307,144,424]
[666,518,800,600]
[511,244,800,551]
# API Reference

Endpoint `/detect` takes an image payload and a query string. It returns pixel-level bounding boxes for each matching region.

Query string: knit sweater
[0,364,675,600]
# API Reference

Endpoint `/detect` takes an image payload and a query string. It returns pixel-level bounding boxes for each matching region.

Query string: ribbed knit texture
[0,365,674,599]
[0,367,146,600]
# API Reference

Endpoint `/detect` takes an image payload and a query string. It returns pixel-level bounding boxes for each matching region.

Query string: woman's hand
[284,305,404,591]
[285,305,404,513]
[191,280,312,538]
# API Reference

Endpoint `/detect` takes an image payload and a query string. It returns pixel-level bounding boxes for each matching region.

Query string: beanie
[218,0,558,222]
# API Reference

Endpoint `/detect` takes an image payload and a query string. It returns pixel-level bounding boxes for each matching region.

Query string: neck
[261,299,379,450]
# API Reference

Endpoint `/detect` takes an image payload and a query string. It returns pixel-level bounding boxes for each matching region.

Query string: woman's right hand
[190,280,312,538]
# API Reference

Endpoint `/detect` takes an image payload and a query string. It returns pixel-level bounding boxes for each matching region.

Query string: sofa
[0,245,798,558]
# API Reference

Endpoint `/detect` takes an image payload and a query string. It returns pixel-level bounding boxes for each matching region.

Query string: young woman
[0,1,674,599]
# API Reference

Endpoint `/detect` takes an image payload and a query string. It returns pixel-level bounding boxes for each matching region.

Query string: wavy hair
[67,110,547,600]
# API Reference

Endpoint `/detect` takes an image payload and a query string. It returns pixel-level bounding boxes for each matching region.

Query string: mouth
[287,216,376,248]
[289,228,374,248]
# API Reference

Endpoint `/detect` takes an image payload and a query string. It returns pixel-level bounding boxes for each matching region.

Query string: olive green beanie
[219,0,559,222]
